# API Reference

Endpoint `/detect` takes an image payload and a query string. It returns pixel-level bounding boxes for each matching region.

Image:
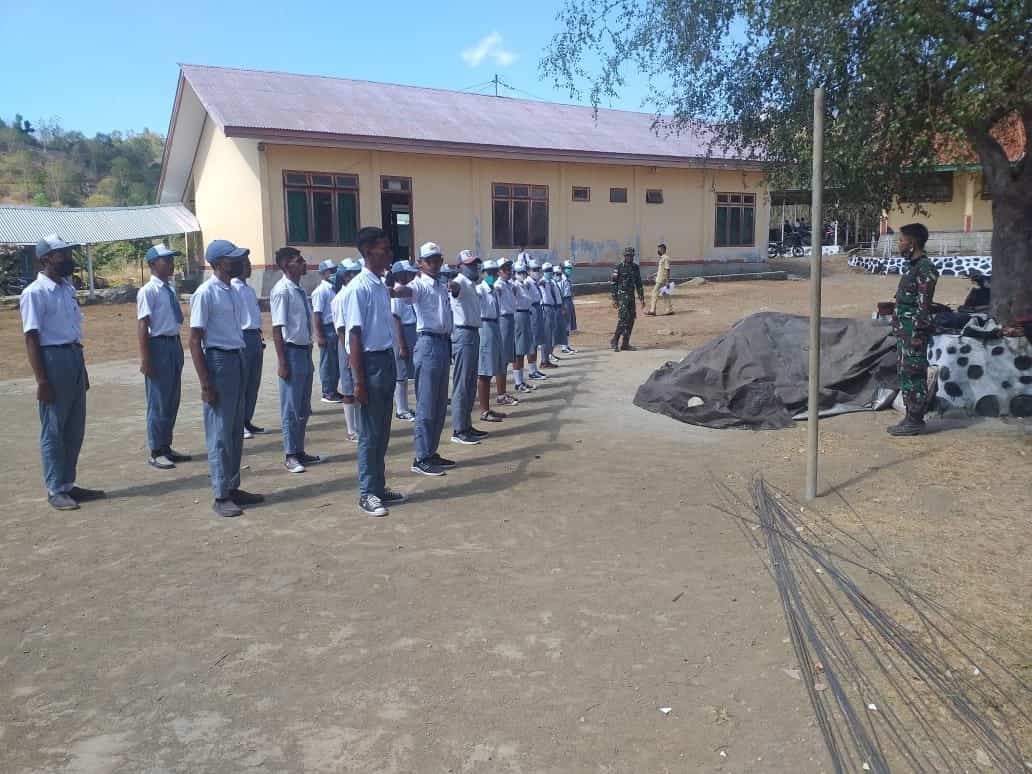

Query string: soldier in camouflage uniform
[611,246,645,351]
[889,222,938,436]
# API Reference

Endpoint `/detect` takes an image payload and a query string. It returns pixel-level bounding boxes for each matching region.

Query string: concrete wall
[202,141,770,293]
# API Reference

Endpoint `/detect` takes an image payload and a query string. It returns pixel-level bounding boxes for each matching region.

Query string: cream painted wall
[885,171,994,233]
[244,141,769,289]
[190,120,267,261]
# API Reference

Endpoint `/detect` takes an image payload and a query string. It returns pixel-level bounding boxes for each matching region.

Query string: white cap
[482,259,499,271]
[419,241,442,259]
[497,255,514,266]
[457,249,481,265]
[339,258,360,272]
[562,260,573,268]
[514,261,527,272]
[542,262,553,271]
[318,259,336,273]
[528,259,540,269]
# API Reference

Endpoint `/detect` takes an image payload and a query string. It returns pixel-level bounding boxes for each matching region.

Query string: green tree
[542,0,1032,323]
[32,191,51,207]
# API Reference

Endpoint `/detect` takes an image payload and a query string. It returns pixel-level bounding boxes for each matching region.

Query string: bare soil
[1,258,1028,773]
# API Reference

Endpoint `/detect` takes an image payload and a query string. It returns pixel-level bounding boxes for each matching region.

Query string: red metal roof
[179,64,754,165]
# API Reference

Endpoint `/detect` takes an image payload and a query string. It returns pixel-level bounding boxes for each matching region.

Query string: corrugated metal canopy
[0,203,199,246]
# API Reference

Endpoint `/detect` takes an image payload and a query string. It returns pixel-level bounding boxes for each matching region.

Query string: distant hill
[0,114,164,208]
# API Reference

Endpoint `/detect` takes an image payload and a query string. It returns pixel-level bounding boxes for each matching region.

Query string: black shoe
[48,492,80,511]
[360,494,388,517]
[165,448,192,463]
[887,413,926,436]
[429,454,456,468]
[285,455,306,474]
[611,337,620,352]
[213,498,243,518]
[412,458,446,477]
[382,488,407,504]
[468,426,490,438]
[230,488,265,506]
[244,422,266,434]
[68,486,105,502]
[450,432,481,445]
[298,452,324,466]
[621,342,636,351]
[149,453,176,470]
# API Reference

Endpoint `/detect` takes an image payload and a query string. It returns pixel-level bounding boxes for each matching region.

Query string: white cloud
[461,32,518,68]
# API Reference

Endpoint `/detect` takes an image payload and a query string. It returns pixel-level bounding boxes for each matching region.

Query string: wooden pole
[805,88,825,501]
[86,244,96,299]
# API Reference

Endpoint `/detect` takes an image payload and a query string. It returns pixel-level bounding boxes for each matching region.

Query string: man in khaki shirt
[646,242,674,316]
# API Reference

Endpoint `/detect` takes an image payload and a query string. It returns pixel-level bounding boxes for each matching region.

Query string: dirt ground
[1,260,1029,773]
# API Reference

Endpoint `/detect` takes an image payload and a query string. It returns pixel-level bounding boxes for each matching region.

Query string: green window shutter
[337,192,358,244]
[286,190,309,243]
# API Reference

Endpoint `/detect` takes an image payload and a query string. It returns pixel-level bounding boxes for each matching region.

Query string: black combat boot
[611,332,621,351]
[887,411,926,436]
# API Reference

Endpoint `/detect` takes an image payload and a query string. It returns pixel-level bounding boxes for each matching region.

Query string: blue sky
[1,0,661,137]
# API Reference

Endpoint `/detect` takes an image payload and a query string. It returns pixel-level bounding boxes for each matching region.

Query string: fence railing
[876,231,992,257]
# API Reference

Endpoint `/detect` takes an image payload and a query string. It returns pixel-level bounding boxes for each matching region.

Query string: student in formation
[521,257,548,381]
[492,256,519,406]
[342,227,407,517]
[389,260,418,421]
[475,260,508,424]
[450,250,489,444]
[20,234,105,510]
[137,243,191,469]
[311,259,344,404]
[233,255,266,439]
[537,262,559,369]
[331,259,362,441]
[391,242,457,476]
[557,260,578,353]
[189,240,264,518]
[269,246,323,473]
[510,259,537,394]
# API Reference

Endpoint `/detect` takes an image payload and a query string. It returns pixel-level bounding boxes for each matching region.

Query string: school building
[157,64,770,293]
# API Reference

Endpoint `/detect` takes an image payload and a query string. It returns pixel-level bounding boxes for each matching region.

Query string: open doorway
[381,177,413,261]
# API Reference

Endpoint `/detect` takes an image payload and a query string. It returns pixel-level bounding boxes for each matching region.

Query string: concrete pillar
[963,172,975,232]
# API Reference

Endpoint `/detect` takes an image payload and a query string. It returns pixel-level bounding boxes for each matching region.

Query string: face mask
[461,264,480,281]
[564,268,573,277]
[57,256,76,277]
[485,274,497,287]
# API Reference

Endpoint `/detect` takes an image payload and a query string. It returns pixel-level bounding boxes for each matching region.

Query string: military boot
[611,333,620,351]
[887,412,926,436]
[621,336,636,351]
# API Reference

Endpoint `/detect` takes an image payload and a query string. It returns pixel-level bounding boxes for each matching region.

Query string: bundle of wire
[713,477,1031,773]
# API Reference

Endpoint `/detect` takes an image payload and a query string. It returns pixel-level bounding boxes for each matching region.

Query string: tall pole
[86,244,96,300]
[805,87,825,501]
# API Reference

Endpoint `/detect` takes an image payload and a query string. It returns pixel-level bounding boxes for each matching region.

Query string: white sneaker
[242,428,254,440]
[346,432,359,443]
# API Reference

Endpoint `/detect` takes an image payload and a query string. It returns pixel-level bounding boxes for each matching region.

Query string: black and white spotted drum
[927,334,1032,417]
[848,254,992,278]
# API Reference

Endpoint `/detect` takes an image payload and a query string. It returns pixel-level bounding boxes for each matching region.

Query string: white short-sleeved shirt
[311,279,336,326]
[494,278,516,315]
[557,275,574,298]
[390,293,417,325]
[450,272,482,328]
[540,278,559,306]
[341,267,395,354]
[137,275,182,337]
[269,275,313,346]
[405,273,453,335]
[523,277,542,304]
[231,278,263,331]
[331,285,350,333]
[189,276,245,350]
[20,272,83,346]
[513,278,531,311]
[477,281,500,320]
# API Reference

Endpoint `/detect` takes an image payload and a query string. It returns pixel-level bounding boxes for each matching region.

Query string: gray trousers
[144,335,183,452]
[357,350,396,497]
[451,327,479,433]
[242,329,263,426]
[203,348,245,499]
[318,322,340,395]
[412,333,450,461]
[555,303,569,347]
[280,344,313,456]
[38,345,87,495]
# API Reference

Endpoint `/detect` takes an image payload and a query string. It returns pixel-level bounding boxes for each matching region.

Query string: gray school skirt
[514,309,533,356]
[478,319,505,376]
[499,313,516,364]
[336,337,355,396]
[394,322,417,380]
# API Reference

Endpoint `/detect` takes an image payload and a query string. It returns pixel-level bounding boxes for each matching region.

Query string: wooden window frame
[900,171,954,204]
[609,187,628,203]
[714,192,757,248]
[492,182,549,249]
[571,186,591,202]
[283,170,361,247]
[645,189,664,204]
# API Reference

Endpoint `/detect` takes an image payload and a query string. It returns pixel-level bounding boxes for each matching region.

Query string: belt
[418,330,450,338]
[364,347,394,355]
[542,304,556,308]
[41,342,81,349]
[500,313,514,318]
[481,317,499,323]
[516,309,531,313]
[531,302,541,307]
[285,342,312,350]
[205,347,243,353]
[244,328,262,334]
[151,334,179,340]
[456,324,478,331]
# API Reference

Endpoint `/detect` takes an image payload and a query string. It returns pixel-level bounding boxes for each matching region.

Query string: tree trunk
[989,175,1032,325]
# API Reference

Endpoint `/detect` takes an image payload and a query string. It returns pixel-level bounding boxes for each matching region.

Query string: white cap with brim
[457,249,481,265]
[391,260,418,274]
[562,260,573,268]
[318,259,336,273]
[528,259,540,269]
[419,242,443,259]
[35,234,80,260]
[542,262,553,271]
[482,259,499,271]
